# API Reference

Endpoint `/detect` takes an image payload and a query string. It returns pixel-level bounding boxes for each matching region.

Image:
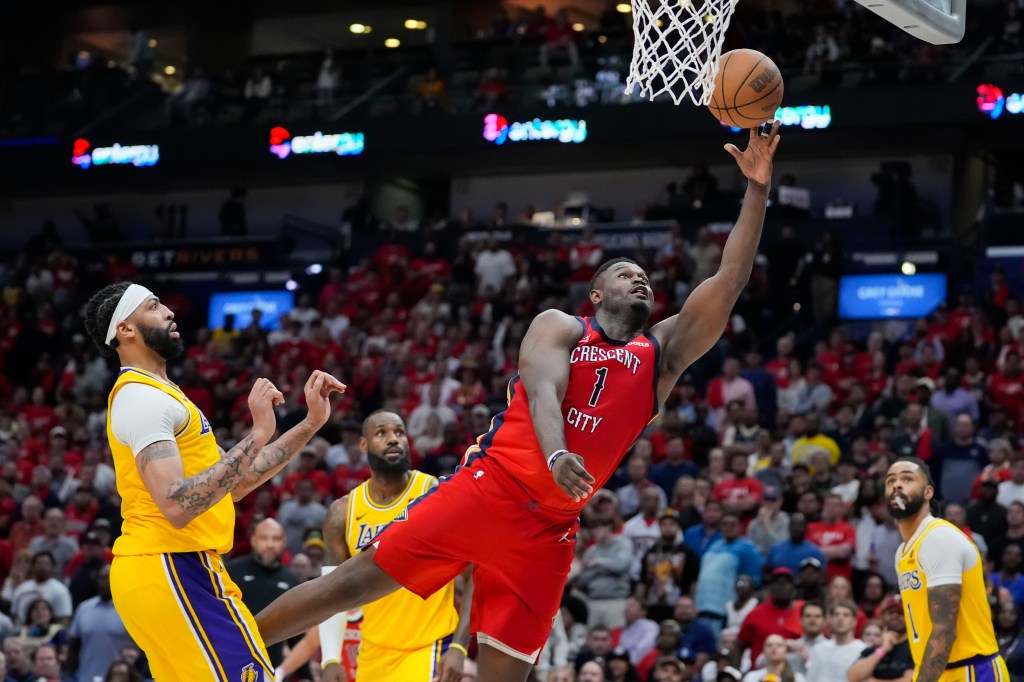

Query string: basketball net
[625,0,740,106]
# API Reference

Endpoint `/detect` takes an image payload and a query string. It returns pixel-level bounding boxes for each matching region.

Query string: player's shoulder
[915,519,974,559]
[530,309,586,336]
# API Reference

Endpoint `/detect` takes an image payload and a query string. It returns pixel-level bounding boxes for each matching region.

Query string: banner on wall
[71,138,159,169]
[839,273,947,319]
[208,291,295,330]
[268,126,364,158]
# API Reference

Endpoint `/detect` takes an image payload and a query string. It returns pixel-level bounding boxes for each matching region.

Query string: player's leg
[112,553,274,681]
[358,635,453,682]
[256,547,403,644]
[477,643,536,682]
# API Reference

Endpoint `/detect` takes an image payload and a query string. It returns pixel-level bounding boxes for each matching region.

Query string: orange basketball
[708,48,784,129]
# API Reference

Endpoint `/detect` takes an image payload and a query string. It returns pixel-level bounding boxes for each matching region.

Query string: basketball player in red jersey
[257,121,782,681]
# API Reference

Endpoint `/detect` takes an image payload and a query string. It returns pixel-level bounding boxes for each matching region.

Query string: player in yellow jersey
[318,410,472,682]
[83,282,345,681]
[886,457,1010,682]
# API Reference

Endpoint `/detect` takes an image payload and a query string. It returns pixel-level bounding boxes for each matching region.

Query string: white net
[625,0,740,106]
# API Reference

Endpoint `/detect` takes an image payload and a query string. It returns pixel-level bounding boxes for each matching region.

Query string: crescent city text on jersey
[569,345,643,374]
[566,343,646,435]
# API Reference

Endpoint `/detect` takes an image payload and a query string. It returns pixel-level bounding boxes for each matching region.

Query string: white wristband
[318,566,347,666]
[547,449,569,470]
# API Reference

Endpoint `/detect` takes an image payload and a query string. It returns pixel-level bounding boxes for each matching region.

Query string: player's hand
[552,453,595,502]
[321,662,347,682]
[303,370,347,427]
[724,119,781,188]
[434,645,466,682]
[248,378,284,440]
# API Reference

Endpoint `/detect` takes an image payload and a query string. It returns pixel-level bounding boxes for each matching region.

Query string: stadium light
[306,263,323,275]
[285,279,299,291]
[404,19,428,29]
[350,23,370,34]
[164,65,176,75]
[572,22,585,31]
[901,261,917,275]
[148,39,157,48]
[384,38,401,48]
[616,3,632,13]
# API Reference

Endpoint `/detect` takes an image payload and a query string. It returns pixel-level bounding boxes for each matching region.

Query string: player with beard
[257,123,782,682]
[886,457,1008,682]
[82,282,345,681]
[317,410,471,682]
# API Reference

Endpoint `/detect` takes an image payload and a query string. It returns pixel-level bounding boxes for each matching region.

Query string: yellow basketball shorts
[111,551,273,682]
[357,634,454,682]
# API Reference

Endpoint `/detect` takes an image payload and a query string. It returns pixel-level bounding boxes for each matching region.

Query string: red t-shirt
[806,521,856,581]
[989,372,1024,423]
[712,477,764,505]
[332,465,372,498]
[283,471,332,499]
[765,358,791,388]
[739,599,805,662]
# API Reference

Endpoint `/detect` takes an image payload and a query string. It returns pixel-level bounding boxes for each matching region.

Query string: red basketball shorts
[372,455,579,662]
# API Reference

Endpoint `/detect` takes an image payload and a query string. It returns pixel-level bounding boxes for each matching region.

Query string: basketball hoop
[624,0,740,106]
[852,0,965,44]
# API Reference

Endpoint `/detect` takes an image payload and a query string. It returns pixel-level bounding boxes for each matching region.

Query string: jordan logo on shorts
[474,470,485,479]
[558,528,573,543]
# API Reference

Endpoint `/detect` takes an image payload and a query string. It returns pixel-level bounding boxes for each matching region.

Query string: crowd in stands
[0,200,1022,682]
[3,0,1020,137]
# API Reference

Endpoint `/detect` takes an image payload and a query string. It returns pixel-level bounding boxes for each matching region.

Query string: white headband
[105,284,155,346]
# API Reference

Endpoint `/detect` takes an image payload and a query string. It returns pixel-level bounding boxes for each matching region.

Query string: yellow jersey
[346,470,459,650]
[896,517,998,667]
[107,367,234,556]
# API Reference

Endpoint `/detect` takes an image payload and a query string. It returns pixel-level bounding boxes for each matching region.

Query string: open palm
[725,120,781,187]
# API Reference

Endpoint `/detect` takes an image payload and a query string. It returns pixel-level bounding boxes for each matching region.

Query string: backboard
[853,0,965,44]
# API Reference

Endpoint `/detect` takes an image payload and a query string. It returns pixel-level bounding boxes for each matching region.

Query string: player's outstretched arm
[232,370,346,500]
[916,583,961,682]
[518,309,593,501]
[651,122,781,397]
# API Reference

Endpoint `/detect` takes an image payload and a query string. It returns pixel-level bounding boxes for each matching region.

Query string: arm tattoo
[138,440,179,474]
[164,434,258,522]
[916,583,961,682]
[232,420,320,499]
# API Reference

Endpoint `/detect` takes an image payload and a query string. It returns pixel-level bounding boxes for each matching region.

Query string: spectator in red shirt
[9,496,45,553]
[63,487,97,542]
[331,445,372,499]
[766,334,796,389]
[989,350,1024,427]
[738,568,805,662]
[282,449,331,501]
[806,493,856,581]
[713,450,764,520]
[973,438,1015,499]
[539,9,580,69]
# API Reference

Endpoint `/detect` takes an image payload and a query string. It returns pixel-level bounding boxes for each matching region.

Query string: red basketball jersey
[472,316,660,513]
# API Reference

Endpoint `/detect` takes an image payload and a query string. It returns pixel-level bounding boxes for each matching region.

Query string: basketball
[708,48,785,129]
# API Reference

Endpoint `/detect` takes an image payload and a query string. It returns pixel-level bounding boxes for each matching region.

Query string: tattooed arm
[136,432,266,529]
[915,583,961,682]
[230,418,321,500]
[231,370,345,500]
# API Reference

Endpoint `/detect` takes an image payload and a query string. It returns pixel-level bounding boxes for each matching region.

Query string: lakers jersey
[346,471,459,649]
[896,517,998,667]
[107,368,234,556]
[467,315,660,513]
